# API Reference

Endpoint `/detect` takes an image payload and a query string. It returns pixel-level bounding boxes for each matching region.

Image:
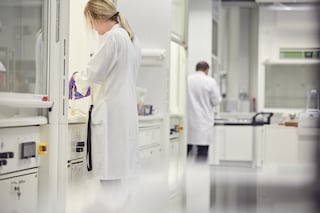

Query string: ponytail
[117,13,135,42]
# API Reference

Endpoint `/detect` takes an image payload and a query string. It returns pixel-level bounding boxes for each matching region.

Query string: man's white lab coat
[187,71,221,146]
[78,24,141,180]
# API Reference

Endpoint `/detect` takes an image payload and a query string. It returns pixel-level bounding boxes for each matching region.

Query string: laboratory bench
[211,112,319,168]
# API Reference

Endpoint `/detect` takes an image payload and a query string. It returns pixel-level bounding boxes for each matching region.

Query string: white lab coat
[78,24,141,180]
[187,71,221,145]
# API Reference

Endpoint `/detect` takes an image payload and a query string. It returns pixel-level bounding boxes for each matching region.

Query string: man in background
[187,61,221,162]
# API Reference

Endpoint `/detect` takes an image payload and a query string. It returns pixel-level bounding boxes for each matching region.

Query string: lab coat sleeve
[210,80,222,107]
[78,34,118,84]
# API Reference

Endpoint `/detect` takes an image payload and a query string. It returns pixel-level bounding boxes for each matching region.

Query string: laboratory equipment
[143,105,153,115]
[0,0,50,124]
[0,126,41,213]
[0,0,48,95]
[137,87,147,115]
[299,89,320,128]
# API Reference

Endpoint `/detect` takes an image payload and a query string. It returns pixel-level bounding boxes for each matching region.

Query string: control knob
[0,159,7,166]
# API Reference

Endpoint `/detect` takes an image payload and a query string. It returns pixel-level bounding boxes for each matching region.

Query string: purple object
[69,72,90,99]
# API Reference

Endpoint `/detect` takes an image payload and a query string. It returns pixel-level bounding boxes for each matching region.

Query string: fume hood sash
[0,93,53,108]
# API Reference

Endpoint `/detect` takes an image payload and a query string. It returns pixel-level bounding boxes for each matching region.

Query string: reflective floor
[183,160,317,213]
[66,160,319,213]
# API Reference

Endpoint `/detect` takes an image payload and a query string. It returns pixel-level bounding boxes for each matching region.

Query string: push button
[0,159,7,166]
[76,142,85,147]
[0,152,14,159]
[76,147,84,153]
[38,143,48,155]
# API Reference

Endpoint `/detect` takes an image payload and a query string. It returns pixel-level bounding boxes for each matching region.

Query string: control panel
[67,124,87,182]
[68,124,87,160]
[169,116,184,141]
[0,126,40,212]
[0,127,40,175]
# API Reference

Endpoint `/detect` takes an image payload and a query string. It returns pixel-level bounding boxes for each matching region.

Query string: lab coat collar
[101,24,120,38]
[195,71,206,76]
[111,23,121,30]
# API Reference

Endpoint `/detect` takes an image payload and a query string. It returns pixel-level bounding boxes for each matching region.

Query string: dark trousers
[187,144,209,161]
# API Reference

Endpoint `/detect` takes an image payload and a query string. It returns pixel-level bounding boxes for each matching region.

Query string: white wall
[68,0,99,75]
[259,7,320,62]
[249,8,259,105]
[225,7,240,102]
[218,6,255,112]
[188,0,212,76]
[68,0,172,114]
[117,0,171,114]
[238,8,250,94]
[257,6,320,111]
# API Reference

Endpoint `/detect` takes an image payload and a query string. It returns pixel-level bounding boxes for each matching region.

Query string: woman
[77,0,141,182]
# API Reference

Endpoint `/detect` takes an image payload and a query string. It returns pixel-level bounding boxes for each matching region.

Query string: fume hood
[0,0,52,126]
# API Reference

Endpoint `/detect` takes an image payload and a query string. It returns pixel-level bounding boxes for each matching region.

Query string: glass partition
[171,0,186,42]
[265,63,320,109]
[0,0,48,95]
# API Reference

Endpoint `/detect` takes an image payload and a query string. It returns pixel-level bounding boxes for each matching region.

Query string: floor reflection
[184,162,317,213]
[66,160,318,213]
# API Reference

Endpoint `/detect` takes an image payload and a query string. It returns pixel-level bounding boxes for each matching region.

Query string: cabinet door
[222,126,253,161]
[139,125,161,148]
[264,126,298,165]
[0,172,38,213]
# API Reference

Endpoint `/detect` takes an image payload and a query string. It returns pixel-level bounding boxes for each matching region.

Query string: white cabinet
[223,126,253,161]
[139,125,161,148]
[264,126,298,165]
[0,169,38,213]
[215,126,254,162]
[138,123,162,160]
[297,128,320,164]
[138,116,164,161]
[212,125,264,167]
[264,125,320,165]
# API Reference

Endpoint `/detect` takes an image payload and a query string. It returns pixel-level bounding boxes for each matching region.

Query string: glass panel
[265,63,320,109]
[171,0,186,42]
[212,20,218,57]
[0,0,47,95]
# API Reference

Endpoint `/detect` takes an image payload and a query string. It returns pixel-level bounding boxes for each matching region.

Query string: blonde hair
[84,0,135,42]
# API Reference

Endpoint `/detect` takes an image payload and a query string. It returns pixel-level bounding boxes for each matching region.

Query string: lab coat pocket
[91,100,107,125]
